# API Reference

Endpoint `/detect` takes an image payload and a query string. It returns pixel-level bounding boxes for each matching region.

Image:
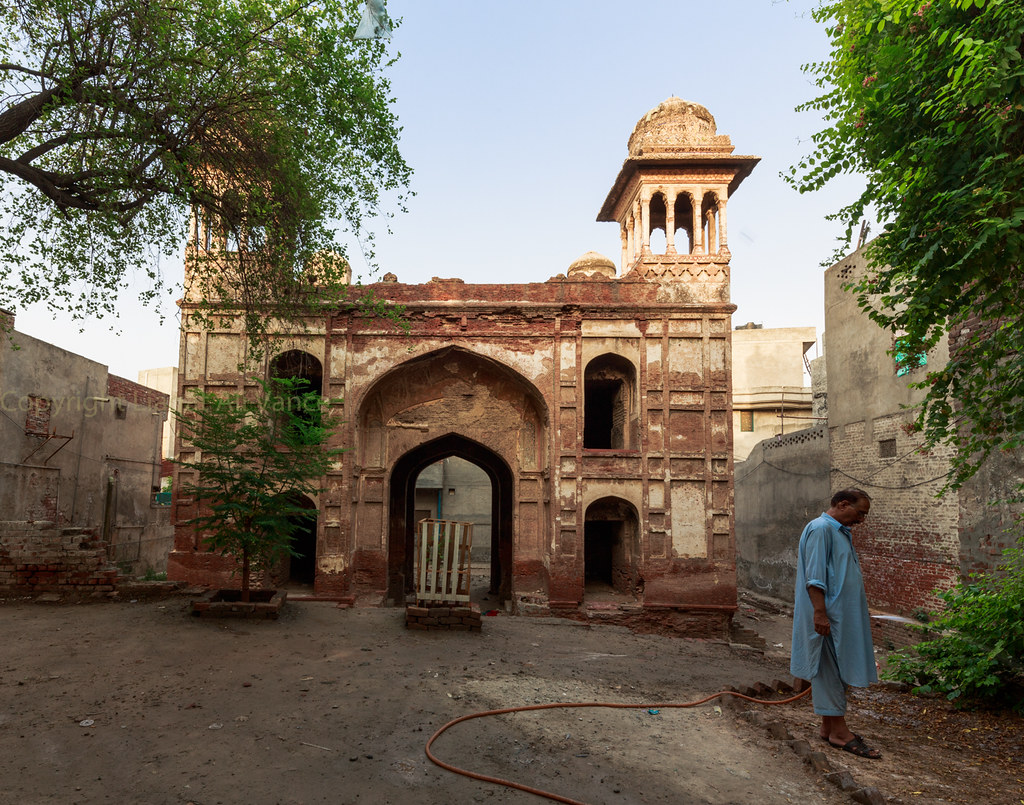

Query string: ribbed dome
[567,251,616,278]
[627,97,720,157]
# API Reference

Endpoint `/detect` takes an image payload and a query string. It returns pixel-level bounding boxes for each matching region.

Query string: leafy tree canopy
[789,0,1024,490]
[0,0,411,333]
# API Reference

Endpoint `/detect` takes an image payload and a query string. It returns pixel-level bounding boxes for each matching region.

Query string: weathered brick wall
[107,375,169,410]
[830,415,959,614]
[24,395,52,435]
[0,521,121,596]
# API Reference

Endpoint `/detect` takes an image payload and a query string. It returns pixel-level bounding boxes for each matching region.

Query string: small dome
[568,251,616,278]
[627,97,722,157]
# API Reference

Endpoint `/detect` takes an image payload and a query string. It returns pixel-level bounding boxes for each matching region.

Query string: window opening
[673,194,694,254]
[584,354,636,449]
[270,350,323,429]
[648,193,667,254]
[701,194,719,254]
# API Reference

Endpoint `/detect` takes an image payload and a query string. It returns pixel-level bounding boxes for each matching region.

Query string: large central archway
[388,434,514,605]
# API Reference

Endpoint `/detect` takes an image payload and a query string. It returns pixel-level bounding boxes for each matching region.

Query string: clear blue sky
[13,0,863,379]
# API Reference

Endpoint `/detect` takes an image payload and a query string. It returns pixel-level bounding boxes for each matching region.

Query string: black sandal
[829,734,882,759]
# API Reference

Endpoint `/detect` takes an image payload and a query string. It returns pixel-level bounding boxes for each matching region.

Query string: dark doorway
[289,515,317,585]
[584,521,618,585]
[583,497,641,599]
[388,434,513,606]
[281,494,317,588]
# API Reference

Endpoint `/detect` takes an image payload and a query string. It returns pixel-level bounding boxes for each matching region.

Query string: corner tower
[597,97,759,302]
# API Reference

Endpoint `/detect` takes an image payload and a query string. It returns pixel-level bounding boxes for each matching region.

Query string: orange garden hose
[424,686,812,805]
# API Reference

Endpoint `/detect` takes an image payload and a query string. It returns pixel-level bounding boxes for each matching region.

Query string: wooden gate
[415,519,473,604]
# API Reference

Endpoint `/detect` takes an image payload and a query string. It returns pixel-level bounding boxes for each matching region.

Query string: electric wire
[425,686,812,805]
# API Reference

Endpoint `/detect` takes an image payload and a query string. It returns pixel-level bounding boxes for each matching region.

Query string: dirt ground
[0,589,1020,805]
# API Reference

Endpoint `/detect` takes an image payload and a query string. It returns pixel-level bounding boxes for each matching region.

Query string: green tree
[175,377,341,601]
[0,0,410,335]
[788,0,1024,490]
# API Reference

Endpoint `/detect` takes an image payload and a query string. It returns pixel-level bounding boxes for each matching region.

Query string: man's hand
[807,585,830,635]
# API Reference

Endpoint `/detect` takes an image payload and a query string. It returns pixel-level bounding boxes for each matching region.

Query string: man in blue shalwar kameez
[791,488,882,759]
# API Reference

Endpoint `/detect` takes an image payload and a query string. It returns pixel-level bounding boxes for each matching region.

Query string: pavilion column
[665,191,677,254]
[620,225,629,270]
[718,197,730,256]
[633,200,643,259]
[692,192,704,254]
[640,195,651,255]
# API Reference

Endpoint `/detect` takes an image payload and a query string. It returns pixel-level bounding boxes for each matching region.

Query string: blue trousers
[810,635,848,716]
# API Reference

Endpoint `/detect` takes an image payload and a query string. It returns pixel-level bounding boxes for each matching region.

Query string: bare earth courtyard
[0,595,1020,805]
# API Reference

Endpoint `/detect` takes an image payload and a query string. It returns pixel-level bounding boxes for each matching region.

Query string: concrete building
[137,366,179,461]
[414,457,492,561]
[168,97,760,636]
[0,310,174,591]
[732,323,817,461]
[735,244,1021,615]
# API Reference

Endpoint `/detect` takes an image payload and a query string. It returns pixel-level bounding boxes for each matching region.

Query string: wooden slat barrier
[415,519,473,604]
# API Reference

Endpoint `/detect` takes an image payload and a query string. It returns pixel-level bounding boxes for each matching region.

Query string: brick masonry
[169,97,756,636]
[405,603,483,632]
[830,414,959,614]
[0,521,122,596]
[107,374,170,410]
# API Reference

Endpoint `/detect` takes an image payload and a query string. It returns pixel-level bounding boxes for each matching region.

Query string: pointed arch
[388,434,514,604]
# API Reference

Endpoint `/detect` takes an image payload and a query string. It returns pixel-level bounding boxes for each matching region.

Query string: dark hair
[831,488,871,507]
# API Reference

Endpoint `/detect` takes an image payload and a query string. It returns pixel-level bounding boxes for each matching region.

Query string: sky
[11,0,866,380]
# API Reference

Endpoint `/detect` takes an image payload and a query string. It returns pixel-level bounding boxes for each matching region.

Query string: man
[791,488,881,759]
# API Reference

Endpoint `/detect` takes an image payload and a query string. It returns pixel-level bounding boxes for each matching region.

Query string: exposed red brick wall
[107,375,169,410]
[857,523,960,614]
[830,414,959,615]
[0,523,121,596]
[24,395,51,435]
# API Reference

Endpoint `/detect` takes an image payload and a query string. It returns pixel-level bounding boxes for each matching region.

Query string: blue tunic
[790,513,877,687]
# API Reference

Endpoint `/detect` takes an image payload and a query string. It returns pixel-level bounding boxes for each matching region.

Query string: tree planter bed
[191,589,287,619]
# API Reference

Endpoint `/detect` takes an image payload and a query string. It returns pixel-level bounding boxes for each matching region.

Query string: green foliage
[174,376,341,600]
[788,0,1024,490]
[0,0,411,337]
[883,539,1024,711]
[141,568,168,582]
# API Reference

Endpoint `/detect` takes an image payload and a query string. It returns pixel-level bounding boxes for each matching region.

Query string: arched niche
[355,346,548,474]
[270,349,323,395]
[583,353,638,450]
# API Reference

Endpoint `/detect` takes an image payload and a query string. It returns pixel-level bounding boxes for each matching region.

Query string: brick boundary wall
[0,521,122,597]
[107,375,169,410]
[405,603,482,631]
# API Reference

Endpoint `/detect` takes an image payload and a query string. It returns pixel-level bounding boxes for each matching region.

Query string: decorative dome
[627,97,727,157]
[567,251,616,278]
